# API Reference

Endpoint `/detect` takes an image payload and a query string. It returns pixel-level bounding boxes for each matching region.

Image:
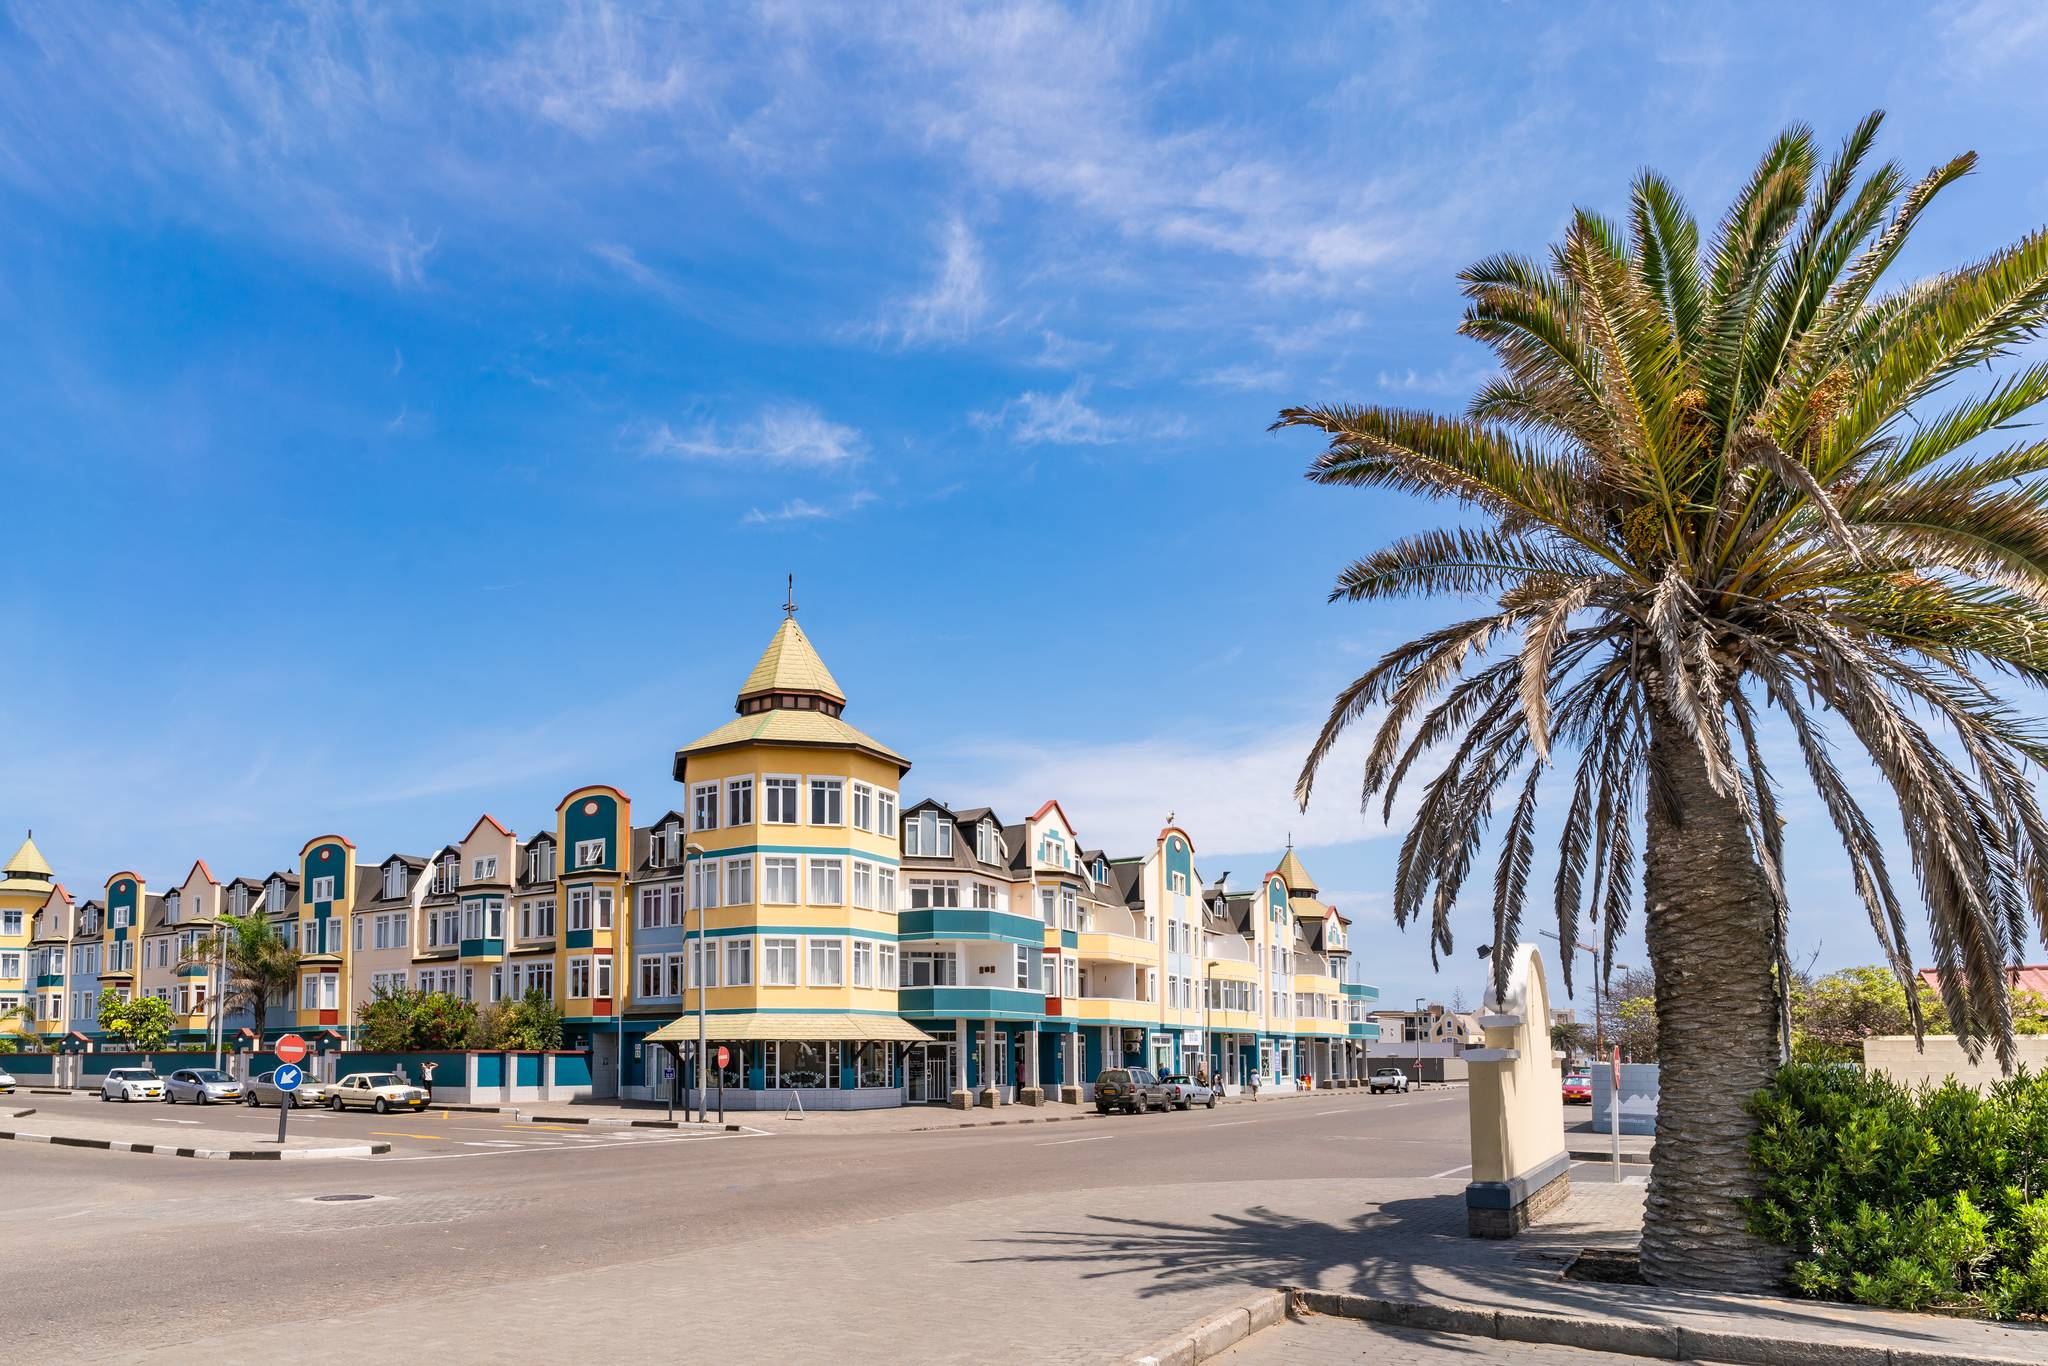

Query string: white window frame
[569,956,591,999]
[692,781,720,832]
[725,856,753,907]
[851,938,873,987]
[762,857,798,906]
[724,937,753,987]
[808,776,844,827]
[473,856,499,882]
[762,775,800,825]
[310,875,336,904]
[850,782,874,831]
[727,776,754,826]
[574,838,606,869]
[808,937,844,987]
[761,937,799,986]
[807,857,844,906]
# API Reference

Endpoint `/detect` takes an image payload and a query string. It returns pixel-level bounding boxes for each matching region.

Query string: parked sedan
[1158,1074,1219,1111]
[1093,1067,1171,1115]
[164,1068,245,1105]
[100,1067,165,1102]
[326,1072,428,1114]
[1562,1071,1592,1105]
[0,1066,15,1095]
[244,1069,329,1109]
[1368,1067,1412,1094]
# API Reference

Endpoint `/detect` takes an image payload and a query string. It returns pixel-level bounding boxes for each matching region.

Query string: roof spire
[784,573,797,619]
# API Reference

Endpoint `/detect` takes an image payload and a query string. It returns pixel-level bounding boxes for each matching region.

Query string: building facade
[7,612,1378,1097]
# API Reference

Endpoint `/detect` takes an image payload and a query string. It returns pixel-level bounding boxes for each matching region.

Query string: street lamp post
[1413,995,1425,1082]
[1538,930,1628,1066]
[685,841,709,1124]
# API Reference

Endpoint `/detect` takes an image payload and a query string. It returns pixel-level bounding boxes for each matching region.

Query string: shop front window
[775,1039,834,1089]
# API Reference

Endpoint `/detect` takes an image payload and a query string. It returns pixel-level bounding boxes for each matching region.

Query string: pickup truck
[1368,1067,1413,1094]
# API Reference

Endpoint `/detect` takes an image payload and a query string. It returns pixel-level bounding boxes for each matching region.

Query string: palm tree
[177,911,300,1048]
[1279,113,2048,1291]
[0,999,36,1047]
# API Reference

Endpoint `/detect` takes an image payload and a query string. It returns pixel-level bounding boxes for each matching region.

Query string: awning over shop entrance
[644,1013,935,1045]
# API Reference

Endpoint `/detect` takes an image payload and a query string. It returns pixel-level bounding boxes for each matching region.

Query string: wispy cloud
[868,214,989,346]
[640,402,866,467]
[973,379,1129,446]
[1031,330,1114,370]
[741,488,878,526]
[589,241,692,307]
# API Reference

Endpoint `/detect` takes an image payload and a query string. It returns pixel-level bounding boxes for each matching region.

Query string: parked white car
[1368,1067,1412,1094]
[100,1067,165,1102]
[0,1066,16,1095]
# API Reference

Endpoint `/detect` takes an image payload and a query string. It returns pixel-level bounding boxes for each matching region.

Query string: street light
[1413,995,1426,1082]
[1538,930,1628,1065]
[685,841,709,1123]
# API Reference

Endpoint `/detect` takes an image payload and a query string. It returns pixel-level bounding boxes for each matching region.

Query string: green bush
[1747,1063,2048,1318]
[358,985,477,1053]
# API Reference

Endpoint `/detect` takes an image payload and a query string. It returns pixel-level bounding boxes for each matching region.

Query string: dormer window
[1039,833,1066,868]
[228,886,249,916]
[434,857,459,896]
[976,821,997,864]
[1096,859,1110,884]
[384,862,407,899]
[903,811,952,858]
[472,855,498,882]
[269,879,288,910]
[525,842,555,884]
[165,892,180,925]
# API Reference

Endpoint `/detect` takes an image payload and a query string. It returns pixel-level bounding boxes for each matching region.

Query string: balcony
[1074,932,1155,965]
[1060,995,1158,1024]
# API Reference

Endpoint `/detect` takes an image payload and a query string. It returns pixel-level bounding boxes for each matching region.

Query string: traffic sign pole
[270,1042,307,1146]
[278,1086,291,1144]
[1610,1045,1623,1178]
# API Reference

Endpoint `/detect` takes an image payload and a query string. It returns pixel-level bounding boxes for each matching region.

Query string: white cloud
[1030,330,1114,369]
[471,2,699,135]
[870,214,989,346]
[914,712,1409,867]
[973,379,1129,446]
[640,402,866,467]
[742,498,831,525]
[589,241,692,306]
[1200,363,1289,392]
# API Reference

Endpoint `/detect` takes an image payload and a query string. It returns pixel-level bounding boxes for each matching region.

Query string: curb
[1120,1289,1287,1365]
[1568,1147,1653,1166]
[8,1107,34,1119]
[512,1114,743,1132]
[908,1086,1396,1133]
[1284,1287,2044,1366]
[0,1129,390,1161]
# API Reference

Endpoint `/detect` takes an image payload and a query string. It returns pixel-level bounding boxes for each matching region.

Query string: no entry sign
[275,1033,308,1065]
[716,1046,730,1069]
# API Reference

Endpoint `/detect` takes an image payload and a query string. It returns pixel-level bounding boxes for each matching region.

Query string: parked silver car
[245,1069,329,1109]
[1158,1074,1219,1111]
[100,1067,165,1102]
[163,1067,245,1105]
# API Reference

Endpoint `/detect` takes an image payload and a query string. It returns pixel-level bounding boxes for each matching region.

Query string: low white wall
[1862,1035,2048,1090]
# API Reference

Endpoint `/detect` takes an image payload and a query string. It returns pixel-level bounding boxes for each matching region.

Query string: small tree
[356,985,475,1051]
[501,988,564,1052]
[98,991,174,1054]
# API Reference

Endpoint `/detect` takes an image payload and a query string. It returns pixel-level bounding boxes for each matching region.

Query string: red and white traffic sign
[275,1033,308,1065]
[715,1046,730,1069]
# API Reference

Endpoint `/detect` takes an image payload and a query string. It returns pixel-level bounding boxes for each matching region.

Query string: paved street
[9,1088,1482,1363]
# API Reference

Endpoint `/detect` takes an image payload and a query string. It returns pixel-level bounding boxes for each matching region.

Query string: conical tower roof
[3,832,55,884]
[735,618,846,712]
[1275,845,1316,896]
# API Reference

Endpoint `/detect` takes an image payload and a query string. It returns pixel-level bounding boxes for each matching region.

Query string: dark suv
[1093,1067,1171,1114]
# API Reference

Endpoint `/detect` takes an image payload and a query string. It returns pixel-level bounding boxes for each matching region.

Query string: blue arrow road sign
[274,1063,303,1092]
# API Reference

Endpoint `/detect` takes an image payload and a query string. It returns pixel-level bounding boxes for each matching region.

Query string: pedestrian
[421,1059,438,1104]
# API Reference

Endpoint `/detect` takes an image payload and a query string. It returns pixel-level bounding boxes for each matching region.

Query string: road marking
[1314,1108,1351,1116]
[1205,1119,1257,1127]
[1429,1163,1472,1178]
[1032,1134,1114,1146]
[369,1130,443,1140]
[152,1118,201,1125]
[349,1133,732,1162]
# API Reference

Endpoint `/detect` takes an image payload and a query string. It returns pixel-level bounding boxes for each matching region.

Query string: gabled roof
[183,858,218,886]
[464,813,514,841]
[736,618,845,707]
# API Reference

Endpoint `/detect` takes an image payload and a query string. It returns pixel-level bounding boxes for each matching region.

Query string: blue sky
[5,2,2047,1017]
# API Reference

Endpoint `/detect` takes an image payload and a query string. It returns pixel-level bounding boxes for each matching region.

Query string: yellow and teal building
[11,607,1377,1101]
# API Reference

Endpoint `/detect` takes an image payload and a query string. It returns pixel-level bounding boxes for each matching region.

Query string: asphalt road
[9,1089,1486,1363]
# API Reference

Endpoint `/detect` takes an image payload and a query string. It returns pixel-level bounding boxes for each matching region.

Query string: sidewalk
[1564,1113,1655,1163]
[0,1109,388,1160]
[510,1081,1403,1134]
[1127,1177,2045,1366]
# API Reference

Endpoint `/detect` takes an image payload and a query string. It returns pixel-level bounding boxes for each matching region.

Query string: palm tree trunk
[1638,704,1789,1290]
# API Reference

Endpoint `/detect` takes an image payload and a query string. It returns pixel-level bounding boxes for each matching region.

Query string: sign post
[274,1034,308,1147]
[715,1046,730,1125]
[1610,1044,1623,1178]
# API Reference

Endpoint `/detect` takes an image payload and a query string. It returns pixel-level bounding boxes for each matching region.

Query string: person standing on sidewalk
[420,1060,438,1103]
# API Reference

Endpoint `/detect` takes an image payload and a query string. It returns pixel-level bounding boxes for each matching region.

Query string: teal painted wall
[553,1052,592,1086]
[302,843,349,918]
[562,794,620,874]
[896,909,1044,944]
[897,986,1044,1020]
[474,1053,504,1087]
[334,1051,465,1083]
[515,1053,542,1087]
[1166,835,1193,890]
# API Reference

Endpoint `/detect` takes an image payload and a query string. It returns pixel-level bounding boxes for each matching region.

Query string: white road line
[1032,1134,1114,1146]
[1428,1163,1472,1179]
[1205,1119,1257,1128]
[1314,1108,1351,1116]
[348,1133,730,1163]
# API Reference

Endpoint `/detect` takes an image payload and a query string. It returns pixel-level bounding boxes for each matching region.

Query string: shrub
[1748,1063,2048,1319]
[358,985,477,1053]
